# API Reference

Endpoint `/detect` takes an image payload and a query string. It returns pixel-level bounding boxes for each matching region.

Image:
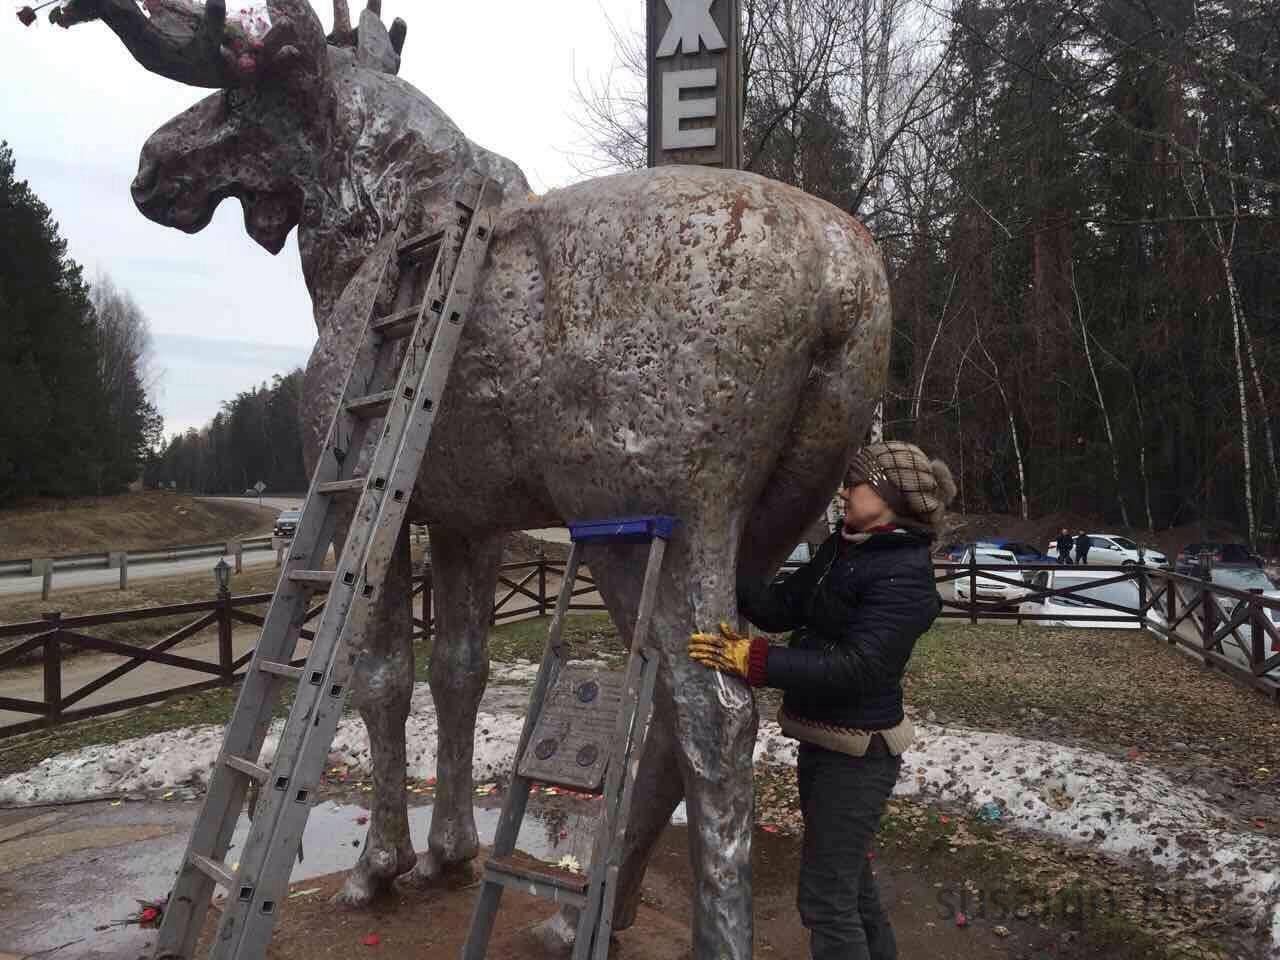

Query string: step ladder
[154,171,502,960]
[463,515,676,960]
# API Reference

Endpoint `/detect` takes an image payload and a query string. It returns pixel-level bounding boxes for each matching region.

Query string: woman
[689,441,955,960]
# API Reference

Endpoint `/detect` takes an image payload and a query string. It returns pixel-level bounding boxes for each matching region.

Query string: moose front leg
[333,522,418,906]
[404,525,504,885]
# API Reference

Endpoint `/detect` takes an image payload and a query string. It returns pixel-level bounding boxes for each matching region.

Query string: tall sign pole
[647,0,742,170]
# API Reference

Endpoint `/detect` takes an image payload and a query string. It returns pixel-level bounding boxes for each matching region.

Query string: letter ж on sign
[647,0,741,169]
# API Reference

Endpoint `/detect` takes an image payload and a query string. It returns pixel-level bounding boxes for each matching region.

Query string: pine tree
[0,141,107,503]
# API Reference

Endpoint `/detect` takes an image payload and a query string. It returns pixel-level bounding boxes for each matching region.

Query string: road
[0,497,304,600]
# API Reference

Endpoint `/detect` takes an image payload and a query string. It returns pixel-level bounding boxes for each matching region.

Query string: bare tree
[1070,260,1129,528]
[910,269,956,425]
[973,316,1028,520]
[568,0,954,233]
[566,11,649,174]
[1182,137,1269,546]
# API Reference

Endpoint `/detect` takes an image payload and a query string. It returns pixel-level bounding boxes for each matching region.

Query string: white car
[1193,565,1280,628]
[954,547,1030,607]
[1077,534,1167,567]
[1024,567,1167,630]
[786,542,813,565]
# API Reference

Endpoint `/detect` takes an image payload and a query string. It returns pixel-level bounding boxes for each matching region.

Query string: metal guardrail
[0,536,275,578]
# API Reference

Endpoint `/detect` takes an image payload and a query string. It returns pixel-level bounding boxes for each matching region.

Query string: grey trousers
[796,738,902,960]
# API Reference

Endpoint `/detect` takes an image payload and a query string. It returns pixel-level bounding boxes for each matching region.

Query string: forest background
[4,0,1278,544]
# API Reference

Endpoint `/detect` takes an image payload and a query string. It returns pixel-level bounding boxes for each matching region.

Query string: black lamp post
[214,557,231,598]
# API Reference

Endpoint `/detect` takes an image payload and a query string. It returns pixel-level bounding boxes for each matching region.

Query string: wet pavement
[0,798,595,960]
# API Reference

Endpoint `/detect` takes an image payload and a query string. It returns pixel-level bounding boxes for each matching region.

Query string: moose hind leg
[405,525,504,885]
[333,522,417,906]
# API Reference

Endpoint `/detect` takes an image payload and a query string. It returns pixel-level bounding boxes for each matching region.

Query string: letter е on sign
[647,0,742,169]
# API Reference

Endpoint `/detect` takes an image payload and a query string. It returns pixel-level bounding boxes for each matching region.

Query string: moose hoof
[529,907,579,956]
[398,850,478,890]
[332,845,416,907]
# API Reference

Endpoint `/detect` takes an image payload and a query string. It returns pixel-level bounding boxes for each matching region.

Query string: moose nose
[131,158,160,200]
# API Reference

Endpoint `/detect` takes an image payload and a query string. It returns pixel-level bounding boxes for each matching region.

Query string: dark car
[938,542,967,562]
[1174,542,1260,576]
[976,538,1058,565]
[274,509,301,539]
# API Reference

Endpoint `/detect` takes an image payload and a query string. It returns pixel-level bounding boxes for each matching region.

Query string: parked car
[1174,542,1260,576]
[1024,567,1166,630]
[274,509,301,539]
[938,541,967,562]
[1177,565,1280,670]
[953,547,1031,607]
[980,537,1057,565]
[1069,534,1167,567]
[1185,565,1280,624]
[786,542,813,565]
[772,541,815,584]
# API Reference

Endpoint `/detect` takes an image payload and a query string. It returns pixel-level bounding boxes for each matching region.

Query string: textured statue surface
[48,1,891,954]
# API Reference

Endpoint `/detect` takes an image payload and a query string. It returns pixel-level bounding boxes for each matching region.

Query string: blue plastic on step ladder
[567,515,678,544]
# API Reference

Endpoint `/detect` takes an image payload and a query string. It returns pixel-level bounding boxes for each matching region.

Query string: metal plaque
[517,665,624,790]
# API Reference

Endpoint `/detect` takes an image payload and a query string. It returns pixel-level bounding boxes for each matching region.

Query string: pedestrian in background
[1056,528,1073,564]
[1075,530,1090,565]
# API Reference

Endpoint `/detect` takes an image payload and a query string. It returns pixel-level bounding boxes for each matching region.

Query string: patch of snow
[3,663,1277,952]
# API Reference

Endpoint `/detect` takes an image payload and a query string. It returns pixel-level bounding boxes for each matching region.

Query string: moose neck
[293,50,490,332]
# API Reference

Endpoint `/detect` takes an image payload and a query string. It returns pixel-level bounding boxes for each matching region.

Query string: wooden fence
[2,557,1276,739]
[934,559,1280,699]
[0,558,604,740]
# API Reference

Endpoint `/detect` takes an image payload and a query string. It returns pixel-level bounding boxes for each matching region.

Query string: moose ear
[355,6,400,75]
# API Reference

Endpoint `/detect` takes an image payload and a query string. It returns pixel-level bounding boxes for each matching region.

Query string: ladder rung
[224,754,270,783]
[397,229,445,261]
[257,659,303,680]
[485,852,589,896]
[371,306,421,340]
[346,390,394,419]
[316,478,365,495]
[190,854,236,890]
[288,569,335,586]
[530,779,604,796]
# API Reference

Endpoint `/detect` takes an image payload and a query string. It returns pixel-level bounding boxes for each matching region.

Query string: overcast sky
[2,0,640,437]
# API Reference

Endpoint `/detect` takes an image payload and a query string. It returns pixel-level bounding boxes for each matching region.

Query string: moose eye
[223,88,248,116]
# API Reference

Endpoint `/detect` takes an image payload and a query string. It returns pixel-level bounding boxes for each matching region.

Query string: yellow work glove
[688,621,756,680]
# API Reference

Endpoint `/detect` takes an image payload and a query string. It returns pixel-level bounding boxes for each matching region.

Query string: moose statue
[41,0,891,955]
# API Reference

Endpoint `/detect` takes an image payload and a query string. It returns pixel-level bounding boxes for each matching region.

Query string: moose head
[52,0,402,248]
[41,0,486,325]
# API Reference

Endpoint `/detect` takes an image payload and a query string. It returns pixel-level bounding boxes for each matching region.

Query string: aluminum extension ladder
[154,171,502,960]
[463,515,675,960]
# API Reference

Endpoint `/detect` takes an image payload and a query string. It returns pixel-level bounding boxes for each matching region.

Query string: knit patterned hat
[845,441,958,529]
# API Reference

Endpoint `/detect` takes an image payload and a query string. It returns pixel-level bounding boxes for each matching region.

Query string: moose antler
[51,0,329,89]
[332,0,351,34]
[328,0,355,46]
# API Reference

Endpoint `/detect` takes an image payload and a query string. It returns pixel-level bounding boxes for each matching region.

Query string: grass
[904,621,1280,788]
[482,612,625,666]
[0,491,278,559]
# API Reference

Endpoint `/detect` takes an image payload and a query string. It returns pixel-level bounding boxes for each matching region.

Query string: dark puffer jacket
[739,528,940,730]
